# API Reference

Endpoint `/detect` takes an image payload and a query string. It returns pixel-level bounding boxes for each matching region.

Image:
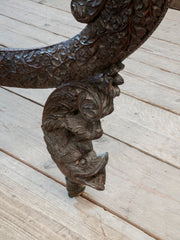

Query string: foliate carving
[0,0,170,197]
[42,71,122,196]
[0,0,170,89]
[71,0,107,23]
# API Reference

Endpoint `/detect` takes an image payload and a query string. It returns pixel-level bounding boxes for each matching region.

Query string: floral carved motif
[0,0,171,197]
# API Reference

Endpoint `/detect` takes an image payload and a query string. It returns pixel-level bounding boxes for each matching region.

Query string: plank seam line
[123,70,180,94]
[0,7,179,47]
[140,47,180,63]
[0,6,82,31]
[151,36,180,46]
[0,148,162,240]
[2,80,180,117]
[121,91,180,116]
[30,0,71,14]
[2,27,49,47]
[0,148,66,189]
[30,0,180,23]
[124,70,180,93]
[1,13,179,61]
[104,133,180,170]
[1,86,180,170]
[0,13,70,40]
[123,70,180,93]
[17,0,180,46]
[128,57,180,77]
[1,86,44,107]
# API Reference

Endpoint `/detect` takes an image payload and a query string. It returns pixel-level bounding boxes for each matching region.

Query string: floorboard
[3,86,180,168]
[0,1,180,240]
[1,0,179,114]
[0,89,180,240]
[1,152,155,240]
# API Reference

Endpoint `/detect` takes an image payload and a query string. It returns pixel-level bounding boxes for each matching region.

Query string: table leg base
[66,177,86,198]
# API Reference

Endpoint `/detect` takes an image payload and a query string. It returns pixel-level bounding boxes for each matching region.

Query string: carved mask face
[62,151,108,190]
[71,0,107,23]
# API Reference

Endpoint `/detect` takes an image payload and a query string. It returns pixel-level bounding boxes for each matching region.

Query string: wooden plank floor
[0,1,180,240]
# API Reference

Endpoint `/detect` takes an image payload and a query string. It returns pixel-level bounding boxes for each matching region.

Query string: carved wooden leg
[65,177,86,198]
[0,0,170,199]
[42,66,123,197]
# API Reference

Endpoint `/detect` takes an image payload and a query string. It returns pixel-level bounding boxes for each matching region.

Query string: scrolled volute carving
[0,0,171,197]
[42,72,122,196]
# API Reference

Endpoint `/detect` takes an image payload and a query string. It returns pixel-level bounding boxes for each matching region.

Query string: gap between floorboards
[0,147,163,240]
[2,79,180,115]
[1,85,179,170]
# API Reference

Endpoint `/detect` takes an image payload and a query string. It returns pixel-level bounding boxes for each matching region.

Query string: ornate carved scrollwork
[42,64,123,197]
[0,0,171,197]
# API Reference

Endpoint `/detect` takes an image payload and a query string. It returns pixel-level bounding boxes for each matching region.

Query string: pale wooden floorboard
[121,72,180,115]
[0,0,83,39]
[0,15,67,48]
[31,0,72,12]
[151,16,180,44]
[1,0,179,114]
[125,57,180,88]
[2,0,179,45]
[1,1,180,240]
[0,89,180,240]
[30,0,180,44]
[166,8,180,22]
[31,0,180,22]
[141,37,180,62]
[1,152,155,240]
[3,86,180,168]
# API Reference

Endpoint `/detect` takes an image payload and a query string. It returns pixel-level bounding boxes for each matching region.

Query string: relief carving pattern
[0,0,170,197]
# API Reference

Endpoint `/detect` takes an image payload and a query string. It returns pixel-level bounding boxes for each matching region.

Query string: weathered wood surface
[0,1,180,240]
[1,0,180,164]
[1,0,180,115]
[0,88,180,240]
[32,0,180,12]
[1,152,155,240]
[3,86,180,168]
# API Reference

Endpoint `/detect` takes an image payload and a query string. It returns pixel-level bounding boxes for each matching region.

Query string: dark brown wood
[0,0,171,198]
[170,0,180,10]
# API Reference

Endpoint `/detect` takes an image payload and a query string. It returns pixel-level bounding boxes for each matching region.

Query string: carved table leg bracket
[42,68,123,197]
[0,0,171,197]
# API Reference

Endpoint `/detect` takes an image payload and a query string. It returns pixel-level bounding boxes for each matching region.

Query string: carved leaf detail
[71,0,107,23]
[0,0,169,89]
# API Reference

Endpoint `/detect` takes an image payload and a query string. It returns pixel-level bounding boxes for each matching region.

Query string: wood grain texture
[152,16,180,44]
[32,0,180,12]
[1,152,154,240]
[0,1,180,239]
[31,0,72,12]
[1,0,179,114]
[3,86,179,168]
[121,72,180,115]
[142,36,180,61]
[0,14,67,48]
[0,0,82,41]
[0,88,180,240]
[166,8,180,21]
